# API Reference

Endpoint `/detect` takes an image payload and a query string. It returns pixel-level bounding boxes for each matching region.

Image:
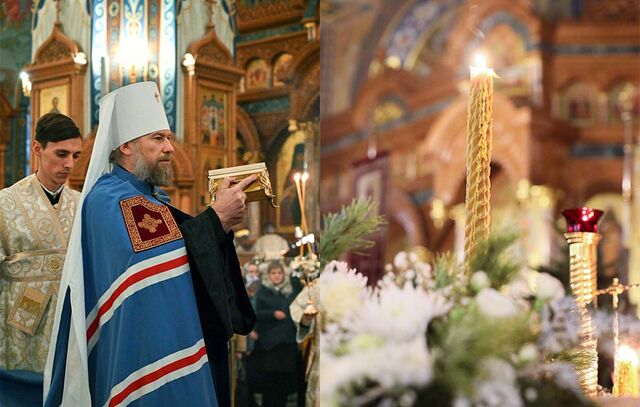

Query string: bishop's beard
[132,149,174,187]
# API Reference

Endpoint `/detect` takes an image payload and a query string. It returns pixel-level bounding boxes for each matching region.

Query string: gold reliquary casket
[208,162,278,207]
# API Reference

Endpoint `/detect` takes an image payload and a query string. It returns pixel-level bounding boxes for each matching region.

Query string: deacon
[0,113,82,406]
[43,82,256,407]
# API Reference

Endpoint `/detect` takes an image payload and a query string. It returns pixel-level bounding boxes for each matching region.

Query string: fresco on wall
[562,82,599,126]
[608,82,640,124]
[276,129,305,233]
[246,58,270,89]
[199,87,227,147]
[39,85,69,117]
[272,53,292,86]
[0,0,32,105]
[484,23,530,97]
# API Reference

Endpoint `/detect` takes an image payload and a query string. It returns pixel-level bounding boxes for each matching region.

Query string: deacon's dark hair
[35,113,81,148]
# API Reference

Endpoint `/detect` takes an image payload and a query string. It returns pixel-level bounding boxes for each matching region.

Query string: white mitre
[104,81,170,149]
[43,81,171,405]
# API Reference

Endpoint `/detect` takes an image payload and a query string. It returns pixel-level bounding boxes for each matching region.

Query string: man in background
[0,113,82,407]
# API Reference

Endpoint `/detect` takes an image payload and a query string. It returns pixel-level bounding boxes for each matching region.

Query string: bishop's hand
[210,174,258,233]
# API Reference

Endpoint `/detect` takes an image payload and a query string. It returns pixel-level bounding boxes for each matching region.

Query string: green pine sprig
[468,232,521,288]
[318,198,386,265]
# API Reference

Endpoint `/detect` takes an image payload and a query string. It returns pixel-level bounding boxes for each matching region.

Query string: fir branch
[318,198,386,265]
[468,232,521,288]
[432,308,535,395]
[434,252,463,290]
[549,348,596,386]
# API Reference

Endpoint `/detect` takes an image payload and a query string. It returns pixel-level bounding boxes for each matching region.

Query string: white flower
[518,343,539,364]
[320,337,433,403]
[524,387,538,402]
[535,273,565,302]
[470,271,490,291]
[348,283,450,342]
[319,261,369,324]
[415,262,432,277]
[394,251,409,270]
[453,396,472,407]
[476,288,518,318]
[481,357,517,383]
[473,358,523,407]
[540,362,583,394]
[474,381,523,407]
[505,269,538,299]
[371,336,433,388]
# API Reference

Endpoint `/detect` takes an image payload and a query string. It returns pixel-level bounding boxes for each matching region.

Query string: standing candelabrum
[596,279,640,397]
[562,207,603,397]
[464,54,497,267]
[292,171,319,317]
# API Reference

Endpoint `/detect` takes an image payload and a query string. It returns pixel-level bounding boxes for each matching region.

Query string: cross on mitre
[154,92,160,102]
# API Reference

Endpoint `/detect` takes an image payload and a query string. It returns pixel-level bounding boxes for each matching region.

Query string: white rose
[470,271,490,291]
[476,288,518,318]
[535,273,564,302]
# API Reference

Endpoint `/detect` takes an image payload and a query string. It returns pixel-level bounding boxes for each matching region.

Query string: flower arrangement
[319,234,597,407]
[290,253,322,280]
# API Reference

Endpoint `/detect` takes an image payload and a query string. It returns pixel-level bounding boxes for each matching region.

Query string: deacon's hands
[210,174,258,233]
[301,312,315,326]
[274,310,287,320]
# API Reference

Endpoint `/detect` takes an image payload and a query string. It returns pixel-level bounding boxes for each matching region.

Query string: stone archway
[442,0,540,70]
[283,41,319,122]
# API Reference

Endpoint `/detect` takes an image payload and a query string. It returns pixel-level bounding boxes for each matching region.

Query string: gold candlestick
[300,172,313,253]
[464,54,496,265]
[614,345,639,397]
[562,208,603,397]
[294,173,305,256]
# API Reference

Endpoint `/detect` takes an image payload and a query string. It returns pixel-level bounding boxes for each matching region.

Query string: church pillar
[519,183,556,268]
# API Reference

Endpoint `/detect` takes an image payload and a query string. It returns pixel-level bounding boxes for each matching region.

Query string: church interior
[2,0,640,405]
[320,0,640,290]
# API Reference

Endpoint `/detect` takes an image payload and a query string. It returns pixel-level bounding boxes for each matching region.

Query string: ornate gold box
[208,162,277,207]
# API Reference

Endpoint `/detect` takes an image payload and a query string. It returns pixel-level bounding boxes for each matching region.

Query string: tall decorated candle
[464,54,496,265]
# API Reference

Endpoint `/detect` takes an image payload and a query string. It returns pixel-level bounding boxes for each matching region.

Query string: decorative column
[562,207,603,397]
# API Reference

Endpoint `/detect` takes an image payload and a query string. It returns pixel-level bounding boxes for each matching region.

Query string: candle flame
[294,172,301,182]
[469,53,497,78]
[617,345,639,365]
[301,172,309,183]
[473,53,487,70]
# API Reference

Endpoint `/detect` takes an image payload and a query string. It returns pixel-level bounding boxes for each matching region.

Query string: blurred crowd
[234,225,315,407]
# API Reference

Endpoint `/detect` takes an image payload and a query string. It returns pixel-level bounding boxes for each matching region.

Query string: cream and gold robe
[290,285,320,407]
[0,174,79,372]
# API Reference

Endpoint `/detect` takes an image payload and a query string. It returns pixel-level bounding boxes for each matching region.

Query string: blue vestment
[46,166,256,406]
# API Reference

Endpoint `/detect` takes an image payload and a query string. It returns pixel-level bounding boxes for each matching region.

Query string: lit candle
[614,345,639,397]
[464,54,496,264]
[293,173,304,256]
[300,172,312,252]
